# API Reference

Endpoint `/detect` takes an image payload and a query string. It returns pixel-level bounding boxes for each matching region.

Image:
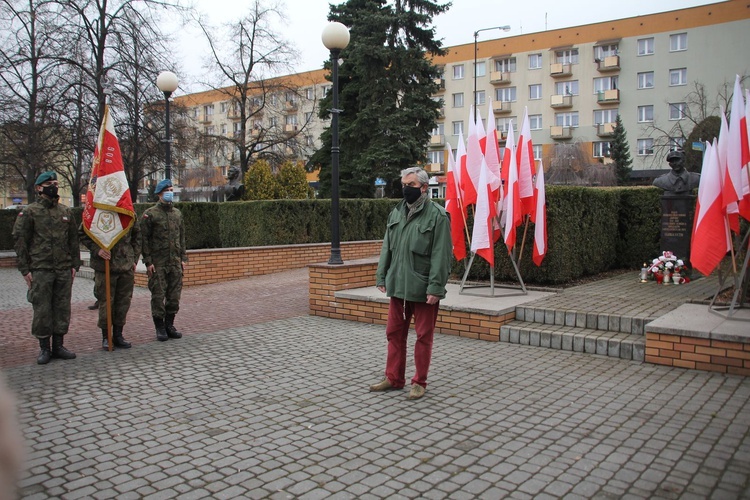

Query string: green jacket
[376,197,452,302]
[141,202,187,268]
[79,216,141,274]
[12,197,81,276]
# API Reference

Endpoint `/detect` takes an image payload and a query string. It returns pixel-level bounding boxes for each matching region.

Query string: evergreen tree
[610,114,632,185]
[310,0,449,198]
[277,161,311,199]
[243,160,278,200]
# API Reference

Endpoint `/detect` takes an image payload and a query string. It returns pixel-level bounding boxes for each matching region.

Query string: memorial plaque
[660,195,695,263]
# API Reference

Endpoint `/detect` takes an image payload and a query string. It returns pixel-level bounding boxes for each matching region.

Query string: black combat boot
[101,328,110,350]
[154,317,168,342]
[37,337,52,365]
[113,325,131,348]
[165,314,182,339]
[51,335,76,360]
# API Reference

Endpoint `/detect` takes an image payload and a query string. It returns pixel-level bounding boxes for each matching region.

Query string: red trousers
[384,298,440,389]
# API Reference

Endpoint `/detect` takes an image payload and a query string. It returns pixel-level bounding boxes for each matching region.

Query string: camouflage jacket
[141,202,187,268]
[79,216,141,274]
[12,197,81,276]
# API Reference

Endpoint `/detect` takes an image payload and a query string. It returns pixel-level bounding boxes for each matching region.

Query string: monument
[224,165,245,201]
[653,150,699,264]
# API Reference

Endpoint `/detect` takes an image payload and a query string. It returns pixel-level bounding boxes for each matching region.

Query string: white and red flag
[517,107,536,215]
[82,105,135,250]
[741,87,750,220]
[462,105,484,206]
[456,133,468,202]
[691,140,731,276]
[725,75,749,226]
[532,161,547,266]
[471,157,496,266]
[503,125,522,252]
[445,144,467,261]
[717,108,740,233]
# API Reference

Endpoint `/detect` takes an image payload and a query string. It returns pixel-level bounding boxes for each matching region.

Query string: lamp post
[322,22,350,265]
[473,26,510,122]
[156,71,179,180]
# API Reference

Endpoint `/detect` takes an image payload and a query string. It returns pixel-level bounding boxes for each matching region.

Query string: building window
[533,144,542,160]
[670,137,686,150]
[638,72,654,89]
[637,38,654,56]
[452,93,464,108]
[593,109,618,125]
[269,116,278,127]
[322,85,331,97]
[495,87,517,102]
[594,44,618,60]
[528,53,542,69]
[593,141,611,158]
[474,61,486,77]
[203,105,214,118]
[637,105,654,123]
[670,33,687,52]
[305,88,314,100]
[529,84,542,100]
[220,102,227,113]
[474,90,485,106]
[670,68,687,86]
[285,115,297,126]
[554,80,579,96]
[669,102,687,120]
[193,108,199,119]
[452,121,464,136]
[494,57,516,73]
[305,135,314,146]
[496,117,516,133]
[555,49,579,64]
[428,150,442,164]
[554,112,579,127]
[637,138,654,156]
[529,114,542,130]
[221,124,227,135]
[304,112,313,123]
[453,64,464,79]
[432,123,445,135]
[234,122,242,133]
[593,76,618,93]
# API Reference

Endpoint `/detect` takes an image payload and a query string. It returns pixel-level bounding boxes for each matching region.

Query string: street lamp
[321,22,350,265]
[473,26,510,122]
[156,71,179,180]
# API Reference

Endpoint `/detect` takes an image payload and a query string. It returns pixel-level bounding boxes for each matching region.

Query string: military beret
[35,171,57,185]
[154,179,173,194]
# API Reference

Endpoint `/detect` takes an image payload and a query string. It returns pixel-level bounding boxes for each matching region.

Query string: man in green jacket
[141,179,188,342]
[79,216,141,349]
[369,167,452,400]
[12,171,81,364]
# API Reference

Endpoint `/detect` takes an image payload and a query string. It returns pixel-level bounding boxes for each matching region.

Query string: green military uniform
[13,172,81,364]
[141,197,187,340]
[79,216,141,349]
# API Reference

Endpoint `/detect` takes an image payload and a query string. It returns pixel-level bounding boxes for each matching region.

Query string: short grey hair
[400,167,429,186]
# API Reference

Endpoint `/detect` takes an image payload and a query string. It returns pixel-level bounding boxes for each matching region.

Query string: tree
[610,114,632,185]
[684,116,720,172]
[310,0,448,198]
[243,159,277,199]
[276,160,309,199]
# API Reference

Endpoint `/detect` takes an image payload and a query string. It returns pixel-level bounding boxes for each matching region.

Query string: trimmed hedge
[0,188,664,285]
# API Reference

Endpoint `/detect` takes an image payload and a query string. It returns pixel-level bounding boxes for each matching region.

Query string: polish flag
[456,133,468,202]
[484,98,503,241]
[725,76,748,226]
[741,88,750,221]
[445,144,467,261]
[82,105,135,250]
[462,105,483,206]
[532,161,547,266]
[691,140,731,276]
[517,108,536,215]
[471,157,496,266]
[717,109,740,233]
[503,125,522,252]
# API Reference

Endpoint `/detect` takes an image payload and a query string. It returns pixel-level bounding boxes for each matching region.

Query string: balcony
[433,78,446,92]
[497,130,509,143]
[596,122,616,137]
[550,126,573,139]
[427,162,444,174]
[550,63,572,77]
[437,107,445,119]
[596,55,620,72]
[283,124,298,135]
[200,114,213,124]
[596,89,620,104]
[489,71,511,85]
[250,127,261,137]
[492,100,512,114]
[429,134,445,147]
[285,100,298,111]
[550,94,573,109]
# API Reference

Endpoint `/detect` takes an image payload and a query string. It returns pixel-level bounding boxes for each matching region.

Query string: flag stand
[708,228,749,318]
[458,250,527,297]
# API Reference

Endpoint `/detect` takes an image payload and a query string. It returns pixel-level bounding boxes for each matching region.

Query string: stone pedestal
[660,195,696,263]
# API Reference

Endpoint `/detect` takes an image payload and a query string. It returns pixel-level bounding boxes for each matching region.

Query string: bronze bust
[653,150,700,195]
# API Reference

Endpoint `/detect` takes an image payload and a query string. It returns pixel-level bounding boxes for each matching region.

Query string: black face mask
[41,185,58,198]
[402,185,422,204]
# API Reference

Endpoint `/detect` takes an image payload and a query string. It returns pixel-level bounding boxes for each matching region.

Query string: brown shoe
[407,384,425,400]
[369,378,395,392]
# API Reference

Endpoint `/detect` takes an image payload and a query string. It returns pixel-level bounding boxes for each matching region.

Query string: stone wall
[646,333,750,376]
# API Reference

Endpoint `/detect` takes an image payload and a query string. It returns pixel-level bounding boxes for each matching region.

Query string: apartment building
[171,0,750,198]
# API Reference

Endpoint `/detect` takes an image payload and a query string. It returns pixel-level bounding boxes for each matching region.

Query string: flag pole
[518,215,531,262]
[105,259,113,351]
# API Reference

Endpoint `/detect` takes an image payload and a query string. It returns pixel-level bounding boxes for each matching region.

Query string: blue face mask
[162,191,174,203]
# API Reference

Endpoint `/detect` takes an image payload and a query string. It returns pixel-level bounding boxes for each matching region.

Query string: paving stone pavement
[2,268,750,498]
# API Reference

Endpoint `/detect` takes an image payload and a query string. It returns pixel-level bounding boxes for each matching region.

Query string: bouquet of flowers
[646,251,689,283]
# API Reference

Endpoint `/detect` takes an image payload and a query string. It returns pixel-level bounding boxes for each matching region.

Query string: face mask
[162,191,174,203]
[41,185,58,198]
[402,185,422,204]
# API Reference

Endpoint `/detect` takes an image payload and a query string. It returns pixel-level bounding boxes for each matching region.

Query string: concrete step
[500,320,645,362]
[514,304,655,336]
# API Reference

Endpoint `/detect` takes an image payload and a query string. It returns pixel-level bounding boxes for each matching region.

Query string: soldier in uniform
[141,179,188,342]
[79,216,141,349]
[12,171,81,364]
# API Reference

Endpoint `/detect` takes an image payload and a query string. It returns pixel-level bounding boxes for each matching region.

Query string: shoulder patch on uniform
[62,216,69,222]
[17,212,23,217]
[143,214,149,218]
